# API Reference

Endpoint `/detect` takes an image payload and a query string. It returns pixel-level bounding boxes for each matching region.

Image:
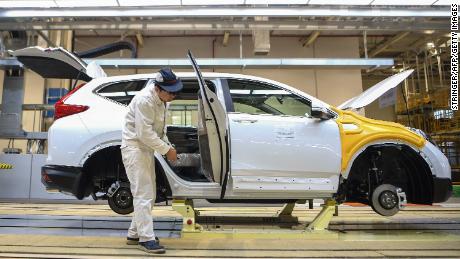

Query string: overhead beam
[0,6,450,19]
[377,33,448,57]
[0,20,449,32]
[368,32,410,57]
[1,57,394,70]
[397,34,443,56]
[84,58,394,69]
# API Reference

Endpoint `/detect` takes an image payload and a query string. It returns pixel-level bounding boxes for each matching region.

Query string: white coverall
[121,82,171,242]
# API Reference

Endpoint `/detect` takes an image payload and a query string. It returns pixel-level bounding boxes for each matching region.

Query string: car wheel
[108,187,134,215]
[371,184,400,216]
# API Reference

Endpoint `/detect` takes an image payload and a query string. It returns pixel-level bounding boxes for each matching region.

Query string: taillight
[54,103,89,120]
[54,83,89,120]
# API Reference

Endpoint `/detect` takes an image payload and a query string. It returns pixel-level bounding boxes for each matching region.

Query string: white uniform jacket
[121,82,171,155]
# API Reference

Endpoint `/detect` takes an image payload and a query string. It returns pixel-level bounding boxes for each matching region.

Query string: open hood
[9,46,106,82]
[338,69,414,110]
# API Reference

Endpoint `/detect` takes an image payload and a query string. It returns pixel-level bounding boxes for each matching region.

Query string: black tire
[371,184,401,217]
[108,187,134,215]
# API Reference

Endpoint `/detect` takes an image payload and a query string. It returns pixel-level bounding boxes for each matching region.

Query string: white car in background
[11,47,452,216]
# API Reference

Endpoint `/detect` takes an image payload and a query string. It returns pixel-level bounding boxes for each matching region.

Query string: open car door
[187,50,229,198]
[9,46,106,82]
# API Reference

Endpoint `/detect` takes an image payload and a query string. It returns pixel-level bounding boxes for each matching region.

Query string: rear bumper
[433,177,452,203]
[41,165,86,199]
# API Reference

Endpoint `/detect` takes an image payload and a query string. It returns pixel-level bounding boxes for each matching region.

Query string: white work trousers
[121,146,156,242]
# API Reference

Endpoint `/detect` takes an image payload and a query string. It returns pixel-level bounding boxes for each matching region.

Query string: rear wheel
[108,187,134,215]
[371,184,400,216]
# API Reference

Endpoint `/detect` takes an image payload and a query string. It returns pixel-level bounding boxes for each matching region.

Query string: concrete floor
[0,200,459,258]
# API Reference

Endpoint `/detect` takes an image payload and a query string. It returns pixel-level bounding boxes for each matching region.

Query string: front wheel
[371,184,402,216]
[108,187,134,215]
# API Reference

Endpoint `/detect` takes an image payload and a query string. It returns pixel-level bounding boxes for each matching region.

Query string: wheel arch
[341,140,429,179]
[340,141,434,205]
[80,144,172,202]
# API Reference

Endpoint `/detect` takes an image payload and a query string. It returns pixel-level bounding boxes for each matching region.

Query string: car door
[225,79,342,196]
[187,51,229,197]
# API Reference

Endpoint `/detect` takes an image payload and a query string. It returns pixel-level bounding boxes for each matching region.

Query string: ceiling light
[308,0,370,5]
[118,0,181,6]
[55,0,118,7]
[182,0,244,5]
[371,0,434,5]
[0,0,56,8]
[245,0,307,4]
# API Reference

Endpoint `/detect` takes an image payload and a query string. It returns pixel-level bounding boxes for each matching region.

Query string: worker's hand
[166,147,177,162]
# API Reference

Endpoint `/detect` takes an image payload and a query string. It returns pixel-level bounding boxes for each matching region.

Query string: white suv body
[12,47,452,216]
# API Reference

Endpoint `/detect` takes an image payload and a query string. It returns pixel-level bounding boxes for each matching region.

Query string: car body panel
[60,79,127,166]
[420,141,451,179]
[228,113,341,194]
[46,113,92,166]
[332,107,426,174]
[155,153,222,198]
[155,151,334,200]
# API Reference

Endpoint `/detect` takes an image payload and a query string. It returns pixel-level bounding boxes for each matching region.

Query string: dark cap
[155,67,183,93]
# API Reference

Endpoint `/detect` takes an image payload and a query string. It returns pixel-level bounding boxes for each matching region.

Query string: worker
[121,67,182,254]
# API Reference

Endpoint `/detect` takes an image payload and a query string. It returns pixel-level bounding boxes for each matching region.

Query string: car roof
[89,72,330,108]
[91,72,258,82]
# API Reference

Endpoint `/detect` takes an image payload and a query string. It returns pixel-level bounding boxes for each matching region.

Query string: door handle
[232,118,258,123]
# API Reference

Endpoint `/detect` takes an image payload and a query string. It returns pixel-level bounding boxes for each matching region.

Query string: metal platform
[0,202,460,258]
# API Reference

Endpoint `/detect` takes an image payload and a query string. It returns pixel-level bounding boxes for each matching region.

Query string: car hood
[338,69,414,110]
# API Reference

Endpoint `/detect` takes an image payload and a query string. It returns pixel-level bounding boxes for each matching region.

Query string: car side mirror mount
[310,107,334,120]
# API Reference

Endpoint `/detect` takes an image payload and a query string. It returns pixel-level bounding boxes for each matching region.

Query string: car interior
[167,80,219,182]
[165,79,217,183]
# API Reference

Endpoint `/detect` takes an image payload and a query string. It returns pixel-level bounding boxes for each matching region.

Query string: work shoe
[138,240,165,254]
[126,236,159,245]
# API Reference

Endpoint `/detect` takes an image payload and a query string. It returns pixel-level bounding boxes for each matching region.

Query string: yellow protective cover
[331,107,426,173]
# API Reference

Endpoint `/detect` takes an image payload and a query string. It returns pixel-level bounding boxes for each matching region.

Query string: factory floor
[0,199,459,258]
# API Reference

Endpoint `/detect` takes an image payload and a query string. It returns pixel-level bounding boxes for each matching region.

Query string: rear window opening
[96,80,148,105]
